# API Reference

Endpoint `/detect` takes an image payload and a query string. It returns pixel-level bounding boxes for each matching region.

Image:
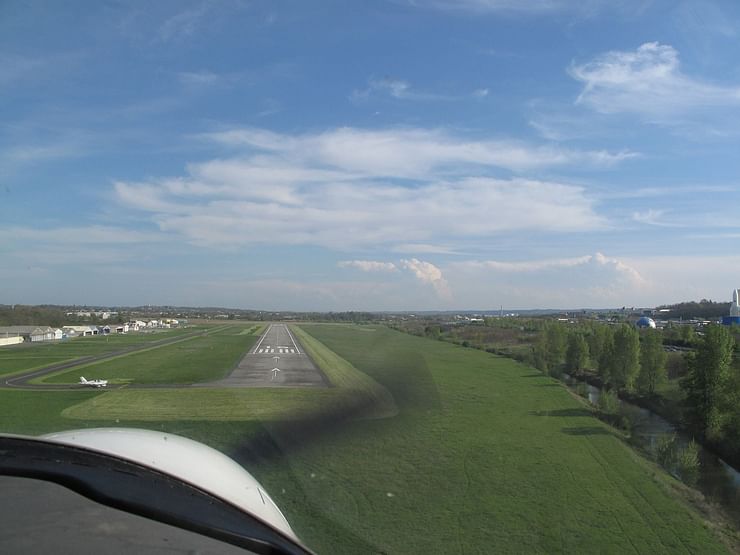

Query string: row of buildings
[0,319,181,346]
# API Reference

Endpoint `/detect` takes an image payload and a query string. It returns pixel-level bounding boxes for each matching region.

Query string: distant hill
[655,299,729,320]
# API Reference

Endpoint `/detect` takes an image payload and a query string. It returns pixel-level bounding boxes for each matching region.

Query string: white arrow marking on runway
[271,367,281,380]
[273,355,280,364]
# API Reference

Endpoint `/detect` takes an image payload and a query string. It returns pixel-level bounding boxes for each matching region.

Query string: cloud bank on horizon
[2,1,740,310]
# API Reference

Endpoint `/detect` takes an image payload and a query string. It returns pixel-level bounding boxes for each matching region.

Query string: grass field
[41,325,254,385]
[0,326,205,377]
[0,323,731,553]
[250,324,729,554]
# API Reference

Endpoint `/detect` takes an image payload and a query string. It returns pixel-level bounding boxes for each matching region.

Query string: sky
[2,0,740,311]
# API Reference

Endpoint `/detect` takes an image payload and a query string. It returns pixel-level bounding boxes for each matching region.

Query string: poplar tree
[681,325,735,440]
[609,324,640,391]
[637,329,667,395]
[565,332,589,374]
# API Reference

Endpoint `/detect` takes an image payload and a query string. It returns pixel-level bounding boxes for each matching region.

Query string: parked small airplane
[79,376,108,388]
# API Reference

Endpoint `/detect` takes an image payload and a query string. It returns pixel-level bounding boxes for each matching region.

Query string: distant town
[2,290,739,346]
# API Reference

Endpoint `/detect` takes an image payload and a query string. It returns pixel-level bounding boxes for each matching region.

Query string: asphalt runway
[208,324,329,388]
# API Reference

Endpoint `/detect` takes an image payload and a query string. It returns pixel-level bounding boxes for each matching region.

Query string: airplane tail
[80,377,87,383]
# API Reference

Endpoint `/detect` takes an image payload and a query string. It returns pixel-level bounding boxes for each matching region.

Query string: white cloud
[632,209,673,226]
[177,70,221,87]
[400,258,451,300]
[113,126,629,253]
[569,42,740,119]
[408,0,566,13]
[458,252,644,283]
[200,126,636,175]
[115,174,604,250]
[448,252,646,308]
[473,88,489,98]
[351,77,455,102]
[159,5,209,42]
[407,0,639,16]
[338,260,398,272]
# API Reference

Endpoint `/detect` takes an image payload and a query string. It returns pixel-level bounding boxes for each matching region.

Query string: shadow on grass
[231,390,394,468]
[561,426,615,437]
[529,408,593,418]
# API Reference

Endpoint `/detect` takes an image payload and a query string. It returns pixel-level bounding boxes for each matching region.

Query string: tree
[586,324,610,370]
[609,324,640,391]
[544,323,567,374]
[565,332,589,374]
[681,324,735,440]
[596,326,615,383]
[637,329,667,395]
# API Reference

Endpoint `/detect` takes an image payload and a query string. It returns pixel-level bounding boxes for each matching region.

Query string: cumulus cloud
[569,42,740,119]
[450,253,645,307]
[400,258,451,300]
[338,260,398,272]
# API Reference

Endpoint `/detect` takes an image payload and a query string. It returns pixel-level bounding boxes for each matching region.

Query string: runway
[205,324,329,388]
[2,324,328,390]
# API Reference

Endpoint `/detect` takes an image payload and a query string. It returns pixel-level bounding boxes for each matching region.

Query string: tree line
[534,320,740,462]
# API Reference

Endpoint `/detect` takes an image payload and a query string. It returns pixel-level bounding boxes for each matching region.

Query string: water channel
[561,373,740,522]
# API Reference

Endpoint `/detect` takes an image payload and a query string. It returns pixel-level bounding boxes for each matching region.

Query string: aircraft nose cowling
[41,427,296,540]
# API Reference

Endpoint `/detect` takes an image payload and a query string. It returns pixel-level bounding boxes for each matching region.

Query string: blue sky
[2,0,740,310]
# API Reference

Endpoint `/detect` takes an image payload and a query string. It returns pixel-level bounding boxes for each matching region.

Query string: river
[562,373,740,522]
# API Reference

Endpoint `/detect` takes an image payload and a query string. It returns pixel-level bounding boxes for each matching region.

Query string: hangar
[0,326,55,343]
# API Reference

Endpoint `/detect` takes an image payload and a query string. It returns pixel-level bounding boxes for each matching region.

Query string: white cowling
[42,428,296,540]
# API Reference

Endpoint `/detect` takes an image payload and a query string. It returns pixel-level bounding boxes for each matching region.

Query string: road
[205,323,329,388]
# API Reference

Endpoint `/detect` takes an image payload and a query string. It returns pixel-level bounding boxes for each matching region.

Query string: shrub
[597,389,619,415]
[676,440,700,485]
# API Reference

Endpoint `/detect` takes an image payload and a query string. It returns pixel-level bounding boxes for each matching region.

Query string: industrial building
[635,316,657,329]
[722,289,740,326]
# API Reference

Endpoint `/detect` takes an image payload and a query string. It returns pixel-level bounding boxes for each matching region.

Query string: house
[113,323,129,334]
[53,328,63,340]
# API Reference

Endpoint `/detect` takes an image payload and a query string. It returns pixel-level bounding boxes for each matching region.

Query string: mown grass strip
[292,324,397,419]
[60,388,346,421]
[41,326,249,385]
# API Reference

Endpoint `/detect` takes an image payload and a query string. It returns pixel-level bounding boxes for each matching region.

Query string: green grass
[42,325,254,385]
[251,324,727,554]
[57,324,394,421]
[292,324,397,418]
[0,326,205,377]
[61,388,345,420]
[0,324,730,553]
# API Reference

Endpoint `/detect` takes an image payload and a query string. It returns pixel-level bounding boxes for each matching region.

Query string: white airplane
[79,376,108,388]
